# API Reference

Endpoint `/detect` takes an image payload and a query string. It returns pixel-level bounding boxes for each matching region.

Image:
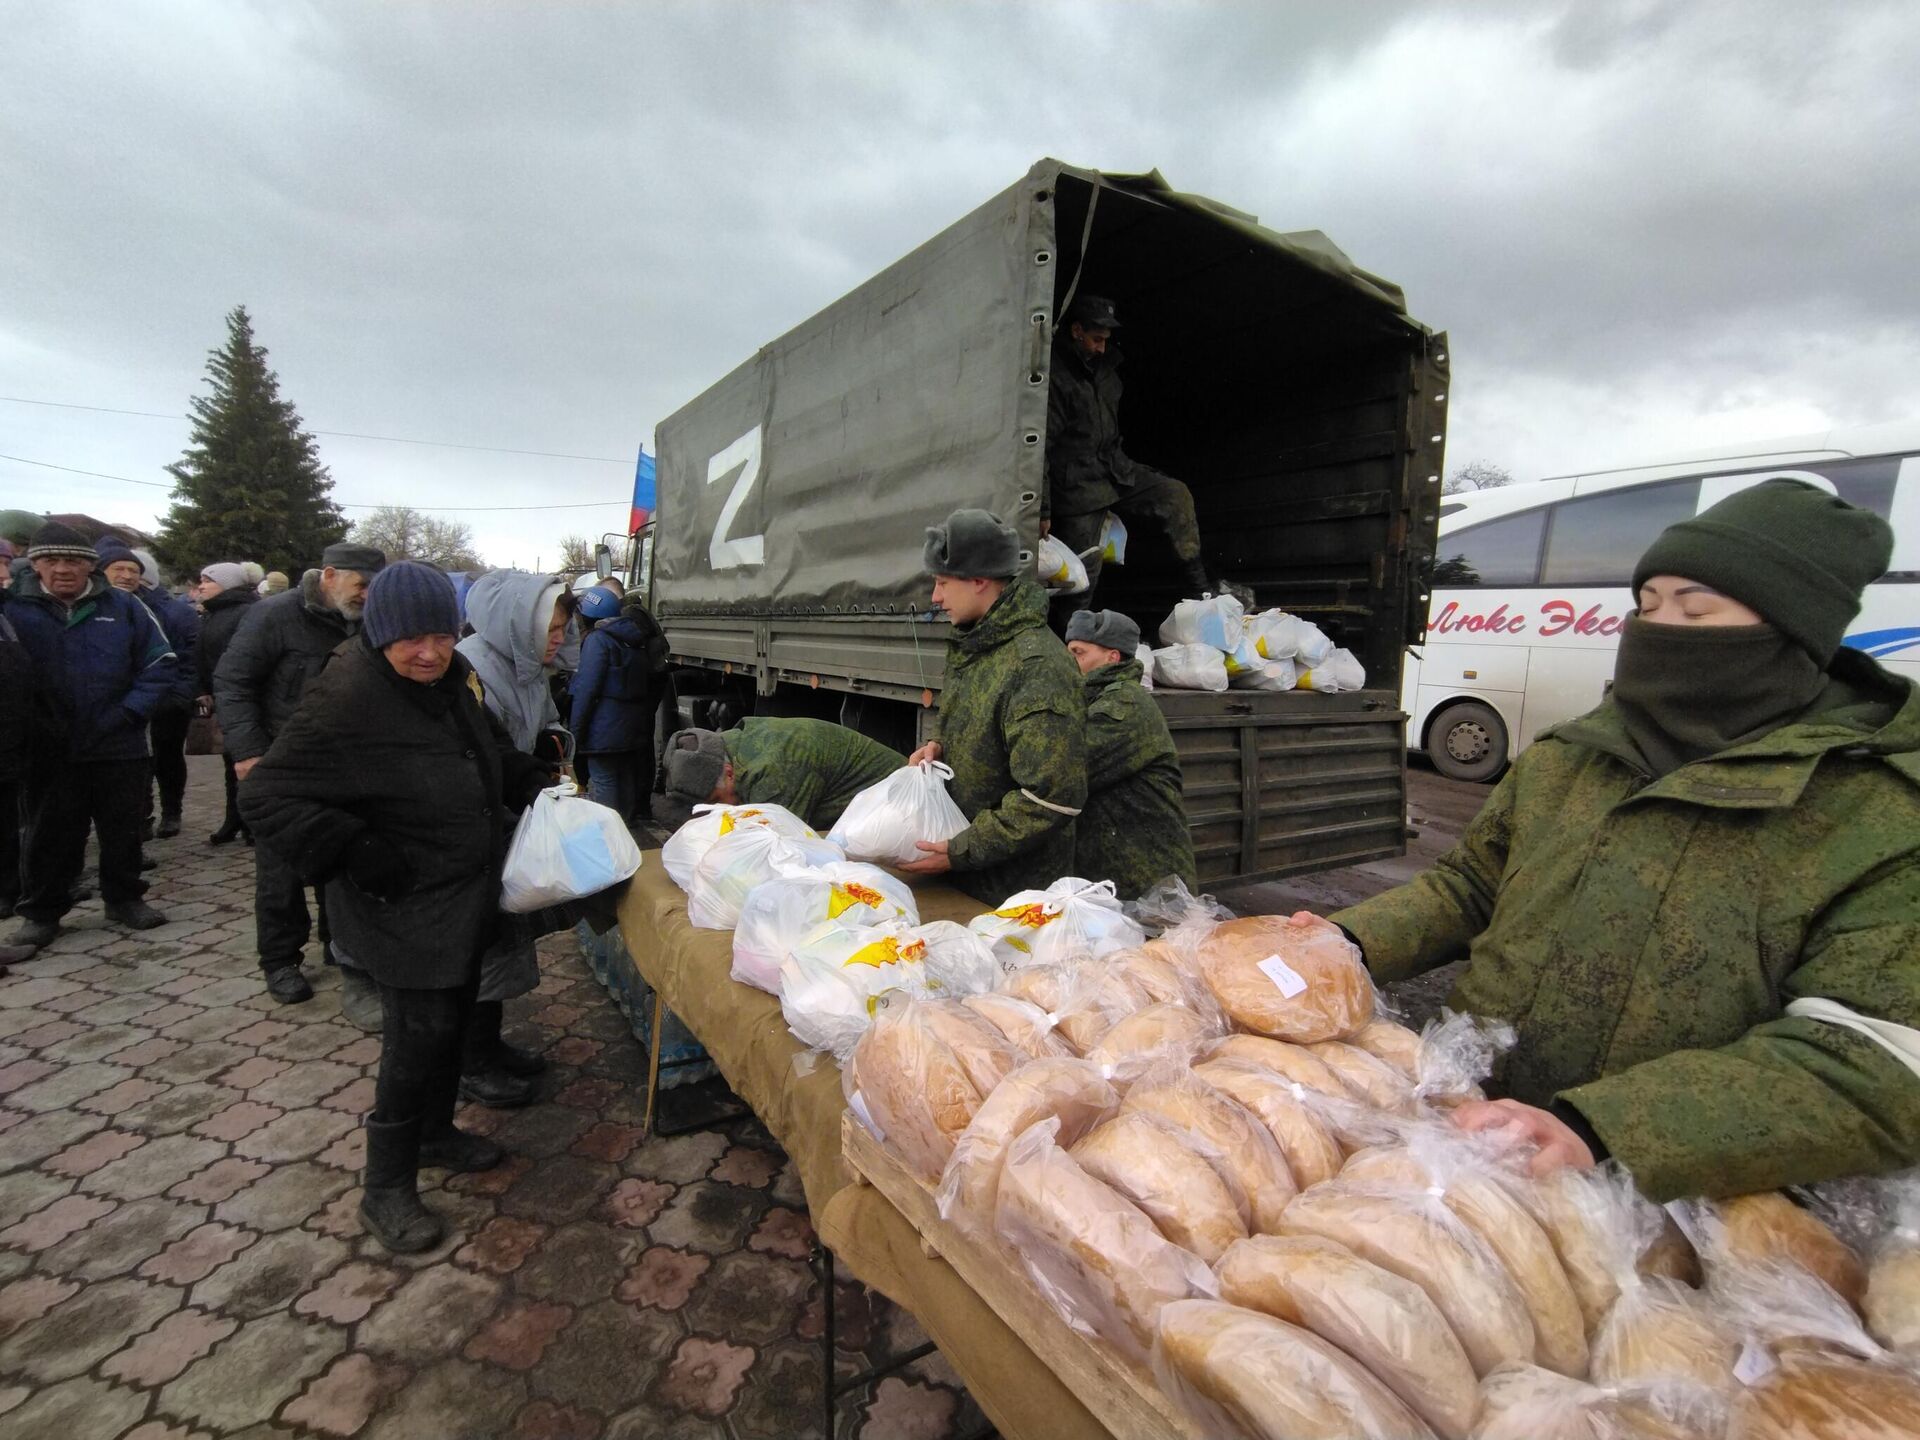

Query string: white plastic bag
[1161,594,1245,650]
[1136,644,1155,691]
[1229,656,1298,692]
[827,761,971,866]
[1037,534,1090,594]
[779,920,926,1059]
[1246,610,1334,667]
[686,825,843,930]
[969,877,1146,969]
[730,861,919,992]
[1098,511,1128,565]
[1152,643,1228,692]
[500,780,643,913]
[661,802,818,891]
[1298,647,1367,693]
[914,919,1000,997]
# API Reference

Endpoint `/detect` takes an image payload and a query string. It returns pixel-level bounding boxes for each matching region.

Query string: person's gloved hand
[513,765,562,808]
[343,832,416,903]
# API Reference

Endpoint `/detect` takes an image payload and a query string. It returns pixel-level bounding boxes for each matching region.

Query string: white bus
[1406,421,1920,781]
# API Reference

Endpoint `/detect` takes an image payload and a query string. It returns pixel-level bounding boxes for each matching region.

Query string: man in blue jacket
[6,523,178,952]
[568,585,668,830]
[97,537,200,840]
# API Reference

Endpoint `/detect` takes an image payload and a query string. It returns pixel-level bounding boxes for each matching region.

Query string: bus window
[1541,480,1700,586]
[1429,509,1545,588]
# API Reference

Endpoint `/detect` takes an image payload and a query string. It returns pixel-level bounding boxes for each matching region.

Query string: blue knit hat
[93,535,139,571]
[362,560,461,647]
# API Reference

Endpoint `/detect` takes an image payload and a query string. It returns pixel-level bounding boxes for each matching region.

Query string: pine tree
[153,306,347,576]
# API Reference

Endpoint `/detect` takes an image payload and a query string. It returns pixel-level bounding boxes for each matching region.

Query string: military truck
[638,159,1448,888]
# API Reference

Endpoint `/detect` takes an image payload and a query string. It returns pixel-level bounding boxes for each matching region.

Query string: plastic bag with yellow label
[968,876,1146,970]
[661,802,820,891]
[730,861,918,992]
[1037,534,1090,594]
[1297,647,1368,694]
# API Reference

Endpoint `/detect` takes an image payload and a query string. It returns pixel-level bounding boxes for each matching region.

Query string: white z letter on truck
[707,426,766,569]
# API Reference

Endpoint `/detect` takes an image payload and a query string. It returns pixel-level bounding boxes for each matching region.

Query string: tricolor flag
[630,445,657,536]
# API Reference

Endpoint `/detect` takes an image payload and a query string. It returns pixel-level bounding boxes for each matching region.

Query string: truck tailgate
[1155,688,1409,886]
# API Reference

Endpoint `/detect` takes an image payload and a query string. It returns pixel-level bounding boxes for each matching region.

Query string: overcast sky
[5,0,1916,570]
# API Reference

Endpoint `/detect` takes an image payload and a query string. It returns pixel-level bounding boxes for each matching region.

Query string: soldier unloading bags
[903,509,1086,902]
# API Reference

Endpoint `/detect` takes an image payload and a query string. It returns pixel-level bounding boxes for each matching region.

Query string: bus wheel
[1428,700,1509,783]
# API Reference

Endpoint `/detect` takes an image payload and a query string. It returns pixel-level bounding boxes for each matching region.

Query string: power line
[0,394,631,465]
[0,452,629,512]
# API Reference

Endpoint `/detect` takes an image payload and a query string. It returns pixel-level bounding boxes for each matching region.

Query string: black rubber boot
[360,1117,444,1254]
[491,1039,548,1078]
[457,1067,537,1109]
[156,813,182,839]
[420,1125,505,1172]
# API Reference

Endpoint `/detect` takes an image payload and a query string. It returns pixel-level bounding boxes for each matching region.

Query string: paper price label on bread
[1257,954,1309,998]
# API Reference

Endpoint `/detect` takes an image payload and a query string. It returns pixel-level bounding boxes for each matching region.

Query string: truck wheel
[1427,700,1509,783]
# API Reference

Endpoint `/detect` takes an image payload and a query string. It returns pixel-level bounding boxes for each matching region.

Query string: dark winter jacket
[195,584,258,696]
[138,584,202,710]
[569,613,669,755]
[0,609,33,784]
[1044,335,1133,520]
[1076,658,1196,900]
[214,569,359,761]
[1335,649,1920,1201]
[239,638,550,989]
[6,571,177,764]
[936,578,1087,903]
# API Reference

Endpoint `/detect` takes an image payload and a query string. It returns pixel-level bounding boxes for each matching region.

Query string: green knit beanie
[1631,478,1892,665]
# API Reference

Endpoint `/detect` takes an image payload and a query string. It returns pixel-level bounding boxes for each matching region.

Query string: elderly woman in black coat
[241,562,554,1252]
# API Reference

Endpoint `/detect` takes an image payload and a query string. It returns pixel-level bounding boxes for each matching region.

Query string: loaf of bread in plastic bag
[1206,1034,1360,1104]
[1155,1299,1437,1439]
[1217,1234,1479,1440]
[959,992,1072,1059]
[1071,1112,1249,1264]
[1192,1057,1346,1190]
[1306,1040,1418,1112]
[1729,1348,1920,1440]
[1342,1144,1588,1378]
[1279,1181,1536,1375]
[995,1118,1213,1357]
[1109,946,1194,1006]
[913,998,1024,1102]
[1867,1222,1920,1353]
[1084,1001,1218,1069]
[1196,916,1373,1043]
[1121,1072,1297,1232]
[1474,1363,1726,1440]
[1713,1191,1866,1312]
[996,962,1147,1054]
[843,997,981,1180]
[1592,1274,1737,1393]
[937,1057,1118,1223]
[1346,1017,1423,1078]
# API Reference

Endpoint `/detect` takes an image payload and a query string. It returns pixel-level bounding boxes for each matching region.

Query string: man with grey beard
[216,542,386,1015]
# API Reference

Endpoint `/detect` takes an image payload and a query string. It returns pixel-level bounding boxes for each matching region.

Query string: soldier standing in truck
[1043,293,1212,605]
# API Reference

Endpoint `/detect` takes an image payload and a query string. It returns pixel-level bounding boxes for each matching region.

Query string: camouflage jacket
[1043,336,1132,520]
[725,717,904,832]
[1334,649,1920,1200]
[1077,659,1196,900]
[937,578,1087,903]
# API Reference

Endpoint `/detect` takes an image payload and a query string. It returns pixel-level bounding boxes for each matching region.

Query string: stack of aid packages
[663,767,1011,1059]
[841,883,1920,1440]
[1152,593,1367,695]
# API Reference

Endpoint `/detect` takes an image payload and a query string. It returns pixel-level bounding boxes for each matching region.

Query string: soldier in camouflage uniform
[1327,480,1920,1201]
[1064,610,1196,900]
[902,509,1086,904]
[660,717,902,832]
[1044,294,1210,603]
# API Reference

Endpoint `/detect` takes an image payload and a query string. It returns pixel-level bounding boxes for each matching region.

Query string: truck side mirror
[594,544,613,581]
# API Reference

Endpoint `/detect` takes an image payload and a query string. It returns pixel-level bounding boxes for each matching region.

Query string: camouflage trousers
[1053,467,1206,599]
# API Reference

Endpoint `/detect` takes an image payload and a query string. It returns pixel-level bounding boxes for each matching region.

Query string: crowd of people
[0,524,667,1249]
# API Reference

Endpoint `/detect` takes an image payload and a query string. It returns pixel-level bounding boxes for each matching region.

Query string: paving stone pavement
[0,757,989,1439]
